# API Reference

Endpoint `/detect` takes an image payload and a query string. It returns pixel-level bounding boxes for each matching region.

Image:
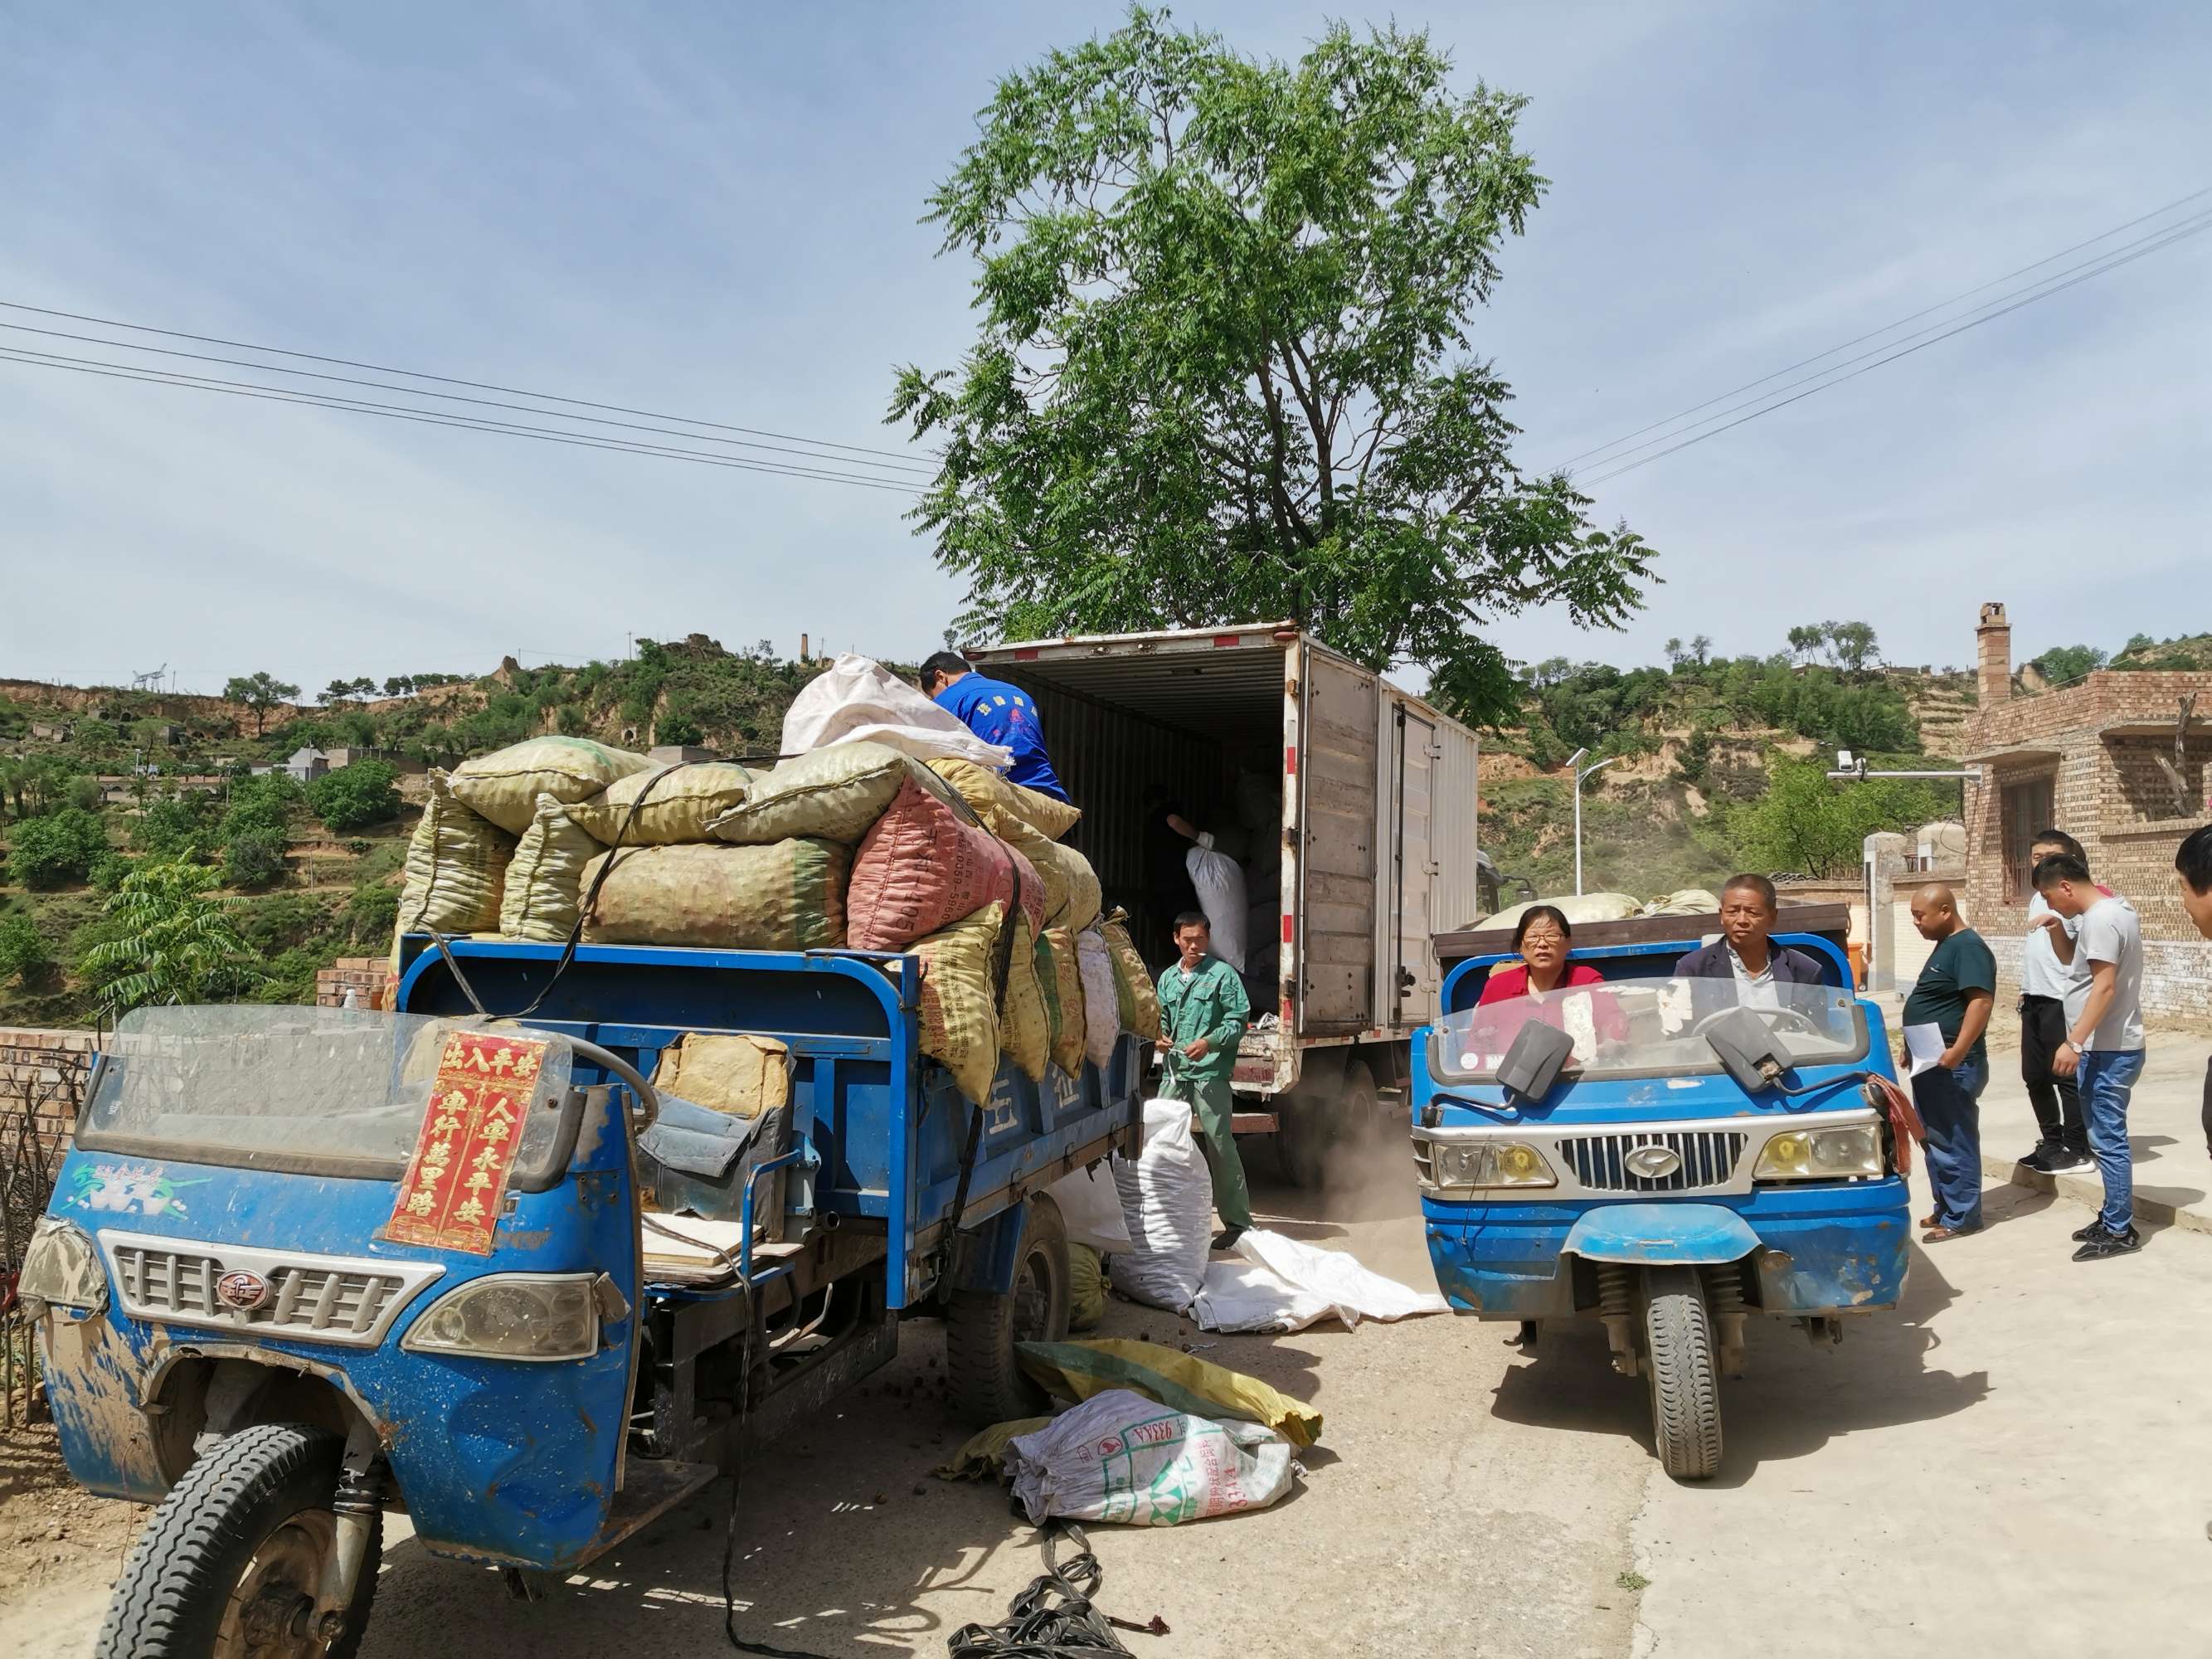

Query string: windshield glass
[76,1006,577,1180]
[1428,975,1866,1085]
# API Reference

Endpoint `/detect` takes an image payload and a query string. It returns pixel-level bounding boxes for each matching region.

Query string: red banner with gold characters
[382,1030,547,1255]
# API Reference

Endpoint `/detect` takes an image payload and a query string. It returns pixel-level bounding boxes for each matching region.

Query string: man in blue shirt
[919,652,1071,804]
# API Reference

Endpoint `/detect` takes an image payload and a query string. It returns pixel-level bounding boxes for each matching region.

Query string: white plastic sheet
[1044,1162,1131,1254]
[1107,1098,1213,1311]
[1185,839,1248,972]
[1004,1389,1296,1526]
[780,654,1014,770]
[1188,1228,1451,1333]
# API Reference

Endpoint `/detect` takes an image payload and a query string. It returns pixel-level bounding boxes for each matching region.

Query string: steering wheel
[564,1037,661,1132]
[1689,1004,1826,1044]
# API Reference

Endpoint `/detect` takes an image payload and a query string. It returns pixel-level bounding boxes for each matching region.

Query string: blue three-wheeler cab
[1412,923,1912,1480]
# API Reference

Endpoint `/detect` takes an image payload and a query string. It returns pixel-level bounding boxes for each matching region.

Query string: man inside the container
[919,652,1072,805]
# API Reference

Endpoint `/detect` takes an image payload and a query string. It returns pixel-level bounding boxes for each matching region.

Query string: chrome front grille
[1558,1130,1746,1194]
[99,1231,442,1347]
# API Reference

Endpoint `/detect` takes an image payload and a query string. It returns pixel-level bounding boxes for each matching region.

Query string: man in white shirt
[2037,854,2148,1260]
[2016,830,2093,1175]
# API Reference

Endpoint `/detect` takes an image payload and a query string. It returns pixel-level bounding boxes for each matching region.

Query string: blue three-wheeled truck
[21,935,1140,1657]
[1412,908,1914,1481]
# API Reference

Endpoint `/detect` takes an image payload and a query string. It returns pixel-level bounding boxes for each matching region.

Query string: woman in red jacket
[1476,906,1629,1046]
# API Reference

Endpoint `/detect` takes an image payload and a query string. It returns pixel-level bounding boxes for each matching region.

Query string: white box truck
[964,624,1483,1185]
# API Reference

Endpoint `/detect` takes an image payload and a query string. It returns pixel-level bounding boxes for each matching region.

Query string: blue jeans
[2076,1048,2146,1234]
[1913,1056,1988,1231]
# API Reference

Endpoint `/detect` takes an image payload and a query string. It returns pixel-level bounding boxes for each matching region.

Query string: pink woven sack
[848,776,1044,951]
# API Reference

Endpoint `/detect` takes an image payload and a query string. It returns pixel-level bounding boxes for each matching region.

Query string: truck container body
[965,624,1480,1168]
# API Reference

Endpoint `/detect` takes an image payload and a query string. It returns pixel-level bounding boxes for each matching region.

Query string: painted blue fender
[1563,1202,1760,1265]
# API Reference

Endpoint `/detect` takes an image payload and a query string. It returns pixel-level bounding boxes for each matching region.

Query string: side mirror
[1703,1007,1787,1093]
[1495,1020,1575,1106]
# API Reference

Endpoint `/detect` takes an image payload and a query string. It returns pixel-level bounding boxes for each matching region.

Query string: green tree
[2031,644,2106,684]
[888,9,1653,722]
[1733,761,1953,876]
[224,829,289,890]
[305,759,401,832]
[1824,620,1879,674]
[134,791,219,858]
[5,807,109,889]
[224,672,300,737]
[80,860,259,1011]
[221,772,304,844]
[0,912,54,990]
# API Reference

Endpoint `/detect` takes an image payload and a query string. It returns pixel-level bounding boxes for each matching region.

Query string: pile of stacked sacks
[393,735,1162,1103]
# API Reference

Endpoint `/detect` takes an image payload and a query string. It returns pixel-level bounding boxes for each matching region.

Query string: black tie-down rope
[948,1521,1167,1657]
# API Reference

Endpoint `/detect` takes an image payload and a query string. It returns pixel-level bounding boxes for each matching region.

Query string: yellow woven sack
[449,737,652,835]
[707,741,928,846]
[1043,924,1087,1075]
[1032,839,1101,932]
[1013,1338,1323,1448]
[654,1033,790,1118]
[499,793,604,941]
[394,771,516,947]
[1099,911,1161,1041]
[571,762,757,845]
[999,912,1050,1082]
[924,756,1082,841]
[911,901,1004,1105]
[934,1415,1053,1481]
[578,839,849,949]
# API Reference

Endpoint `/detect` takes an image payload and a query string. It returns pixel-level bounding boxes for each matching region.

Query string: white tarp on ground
[1004,1388,1296,1526]
[1188,1228,1451,1333]
[780,654,1014,770]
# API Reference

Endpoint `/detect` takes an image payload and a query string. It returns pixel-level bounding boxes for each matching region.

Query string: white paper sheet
[1903,1022,1947,1078]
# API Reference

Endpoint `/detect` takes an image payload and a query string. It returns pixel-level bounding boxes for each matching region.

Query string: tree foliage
[306,760,401,832]
[224,671,301,737]
[80,860,259,1012]
[133,791,220,859]
[1732,761,1955,877]
[5,807,109,890]
[2031,643,2106,685]
[0,912,54,990]
[889,8,1653,722]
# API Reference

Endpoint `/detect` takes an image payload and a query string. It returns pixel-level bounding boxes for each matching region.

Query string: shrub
[134,792,220,858]
[90,851,136,893]
[345,878,401,944]
[0,912,54,989]
[225,829,289,890]
[6,808,109,890]
[306,760,401,833]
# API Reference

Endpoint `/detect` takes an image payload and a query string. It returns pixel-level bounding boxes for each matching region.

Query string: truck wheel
[945,1195,1072,1426]
[96,1422,382,1659]
[1641,1267,1723,1481]
[1276,1092,1332,1189]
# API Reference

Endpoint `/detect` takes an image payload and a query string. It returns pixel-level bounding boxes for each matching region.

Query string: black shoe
[2070,1216,2104,1242]
[2048,1146,2095,1174]
[2018,1145,2060,1174]
[1211,1227,1246,1253]
[2073,1225,2142,1261]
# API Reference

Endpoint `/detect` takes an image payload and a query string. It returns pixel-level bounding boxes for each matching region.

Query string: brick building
[1962,602,2212,1021]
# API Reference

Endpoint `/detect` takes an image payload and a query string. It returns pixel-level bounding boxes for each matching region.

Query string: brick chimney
[1976,601,2010,706]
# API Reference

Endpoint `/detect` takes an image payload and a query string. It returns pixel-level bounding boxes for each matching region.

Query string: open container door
[1296,645,1380,1038]
[1388,700,1441,1028]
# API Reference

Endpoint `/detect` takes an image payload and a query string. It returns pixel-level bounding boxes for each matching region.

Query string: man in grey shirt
[2037,853,2146,1260]
[2015,830,2092,1175]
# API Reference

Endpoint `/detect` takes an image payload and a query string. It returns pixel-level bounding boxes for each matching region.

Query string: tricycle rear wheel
[945,1194,1072,1426]
[96,1421,382,1658]
[1642,1267,1723,1481]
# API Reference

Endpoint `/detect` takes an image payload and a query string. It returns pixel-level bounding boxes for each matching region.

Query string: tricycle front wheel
[96,1422,382,1659]
[945,1194,1072,1426]
[1642,1267,1723,1481]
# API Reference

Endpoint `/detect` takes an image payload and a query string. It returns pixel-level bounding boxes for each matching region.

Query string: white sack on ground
[781,654,1014,770]
[1185,840,1248,972]
[1189,1228,1450,1333]
[1004,1389,1296,1526]
[1045,1163,1132,1254]
[1107,1098,1213,1312]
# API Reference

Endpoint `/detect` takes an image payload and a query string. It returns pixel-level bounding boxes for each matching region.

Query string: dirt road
[7,1158,2208,1657]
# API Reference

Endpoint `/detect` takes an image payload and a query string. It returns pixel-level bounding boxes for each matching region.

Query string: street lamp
[1567,747,1621,897]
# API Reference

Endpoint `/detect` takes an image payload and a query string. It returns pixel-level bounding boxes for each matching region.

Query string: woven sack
[999,912,1051,1082]
[394,771,515,945]
[848,774,1042,951]
[449,737,651,835]
[1076,928,1121,1072]
[912,901,1005,1105]
[570,762,757,845]
[1100,910,1162,1042]
[1043,925,1087,1075]
[499,792,604,941]
[707,741,935,846]
[924,756,1082,841]
[578,839,849,949]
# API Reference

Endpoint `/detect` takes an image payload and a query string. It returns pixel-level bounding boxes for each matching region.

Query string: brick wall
[314,957,396,1010]
[0,1027,96,1166]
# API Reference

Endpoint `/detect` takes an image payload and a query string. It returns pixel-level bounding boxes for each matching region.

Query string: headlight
[1754,1123,1883,1182]
[1428,1140,1557,1190]
[401,1272,600,1361]
[17,1218,107,1321]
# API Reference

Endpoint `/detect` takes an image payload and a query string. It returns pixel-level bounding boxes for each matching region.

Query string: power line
[0,346,920,492]
[1575,212,2212,487]
[1573,207,2212,481]
[0,318,936,477]
[0,295,937,467]
[1550,182,2212,475]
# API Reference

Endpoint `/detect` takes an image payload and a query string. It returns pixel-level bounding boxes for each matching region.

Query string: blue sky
[2,2,2205,697]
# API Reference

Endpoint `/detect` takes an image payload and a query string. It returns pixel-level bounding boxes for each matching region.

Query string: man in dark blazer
[1675,874,1826,1005]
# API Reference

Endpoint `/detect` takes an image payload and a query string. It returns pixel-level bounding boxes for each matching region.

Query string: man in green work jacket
[1156,910,1253,1250]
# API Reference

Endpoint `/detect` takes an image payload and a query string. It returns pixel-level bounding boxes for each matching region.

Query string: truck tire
[1276,1060,1378,1189]
[945,1195,1072,1427]
[1641,1267,1723,1481]
[96,1421,382,1659]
